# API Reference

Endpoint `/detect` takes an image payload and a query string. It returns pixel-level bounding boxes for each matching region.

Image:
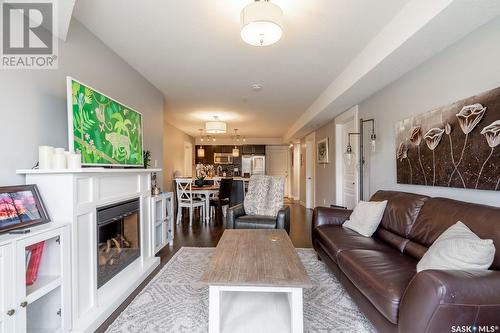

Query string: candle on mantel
[67,153,82,169]
[52,149,67,169]
[38,146,54,169]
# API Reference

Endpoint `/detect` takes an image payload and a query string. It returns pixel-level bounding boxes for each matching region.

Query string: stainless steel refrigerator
[241,155,266,176]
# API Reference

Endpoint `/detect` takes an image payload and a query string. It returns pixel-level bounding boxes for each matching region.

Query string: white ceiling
[72,0,410,138]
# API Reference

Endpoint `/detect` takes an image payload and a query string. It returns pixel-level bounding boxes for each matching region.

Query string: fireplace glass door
[96,199,140,288]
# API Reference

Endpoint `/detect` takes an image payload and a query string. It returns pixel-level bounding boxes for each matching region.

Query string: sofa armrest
[312,207,352,230]
[400,270,500,332]
[226,203,245,229]
[276,206,290,234]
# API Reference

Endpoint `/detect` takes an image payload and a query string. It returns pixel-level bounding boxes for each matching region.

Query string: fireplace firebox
[96,198,140,288]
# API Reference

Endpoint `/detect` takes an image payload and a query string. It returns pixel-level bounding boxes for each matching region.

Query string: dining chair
[209,178,233,220]
[175,179,205,225]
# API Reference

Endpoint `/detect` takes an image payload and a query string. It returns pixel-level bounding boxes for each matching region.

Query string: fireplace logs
[98,235,132,267]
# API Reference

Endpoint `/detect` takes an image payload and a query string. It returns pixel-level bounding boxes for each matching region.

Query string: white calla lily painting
[395,86,500,191]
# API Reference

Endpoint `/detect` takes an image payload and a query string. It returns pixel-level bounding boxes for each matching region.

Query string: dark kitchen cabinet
[242,145,266,155]
[196,145,266,164]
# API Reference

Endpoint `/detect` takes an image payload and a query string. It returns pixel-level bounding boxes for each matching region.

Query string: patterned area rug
[106,247,376,333]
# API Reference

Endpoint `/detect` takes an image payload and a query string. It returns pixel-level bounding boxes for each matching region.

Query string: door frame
[305,133,315,209]
[184,142,193,177]
[265,145,291,197]
[335,106,359,207]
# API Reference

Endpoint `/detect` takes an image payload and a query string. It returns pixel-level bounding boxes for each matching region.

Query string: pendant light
[232,146,240,157]
[197,146,205,158]
[241,0,283,47]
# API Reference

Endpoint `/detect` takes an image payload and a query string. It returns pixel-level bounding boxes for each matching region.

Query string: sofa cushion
[235,215,276,229]
[338,249,417,324]
[314,225,393,263]
[416,222,495,272]
[343,200,388,237]
[408,197,500,269]
[370,191,428,238]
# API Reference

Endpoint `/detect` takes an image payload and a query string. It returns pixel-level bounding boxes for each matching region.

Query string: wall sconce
[345,118,377,200]
[197,146,205,158]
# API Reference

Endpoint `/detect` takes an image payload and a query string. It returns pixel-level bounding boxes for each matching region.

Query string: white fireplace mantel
[17,167,162,175]
[17,168,162,333]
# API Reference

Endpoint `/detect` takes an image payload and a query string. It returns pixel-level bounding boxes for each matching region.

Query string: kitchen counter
[206,177,251,181]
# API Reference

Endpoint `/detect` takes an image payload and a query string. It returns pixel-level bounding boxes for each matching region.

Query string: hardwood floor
[96,201,312,332]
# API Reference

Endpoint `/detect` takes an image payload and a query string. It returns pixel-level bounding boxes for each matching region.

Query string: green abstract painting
[68,78,143,166]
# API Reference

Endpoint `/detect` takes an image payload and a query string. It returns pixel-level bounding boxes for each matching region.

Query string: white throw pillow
[342,200,388,237]
[416,221,495,273]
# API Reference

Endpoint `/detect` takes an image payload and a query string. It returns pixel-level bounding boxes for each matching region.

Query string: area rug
[105,247,376,333]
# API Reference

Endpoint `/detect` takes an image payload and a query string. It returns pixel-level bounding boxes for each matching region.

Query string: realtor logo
[1,0,58,69]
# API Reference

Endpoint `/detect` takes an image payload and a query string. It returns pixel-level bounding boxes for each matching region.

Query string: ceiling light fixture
[241,0,283,47]
[251,83,263,91]
[205,116,227,134]
[232,129,246,143]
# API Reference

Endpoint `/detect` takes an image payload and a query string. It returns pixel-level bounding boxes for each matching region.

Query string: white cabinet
[151,193,174,254]
[0,223,70,333]
[0,244,14,333]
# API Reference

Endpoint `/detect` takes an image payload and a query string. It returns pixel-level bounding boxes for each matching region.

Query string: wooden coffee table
[200,229,312,333]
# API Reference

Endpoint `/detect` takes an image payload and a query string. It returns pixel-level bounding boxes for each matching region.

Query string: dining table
[191,185,220,223]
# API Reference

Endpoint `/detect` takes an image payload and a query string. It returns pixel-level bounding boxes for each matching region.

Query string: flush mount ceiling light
[205,116,227,134]
[241,0,283,47]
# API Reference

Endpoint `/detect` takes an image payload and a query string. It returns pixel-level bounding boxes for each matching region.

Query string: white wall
[359,17,500,207]
[0,20,164,185]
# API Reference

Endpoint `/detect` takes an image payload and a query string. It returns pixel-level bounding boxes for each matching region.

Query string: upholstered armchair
[226,175,290,234]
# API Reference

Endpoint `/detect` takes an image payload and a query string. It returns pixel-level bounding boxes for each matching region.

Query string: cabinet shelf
[26,275,61,304]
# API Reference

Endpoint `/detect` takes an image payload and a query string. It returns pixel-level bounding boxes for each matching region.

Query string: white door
[266,146,290,197]
[184,142,193,177]
[305,134,315,209]
[335,106,359,210]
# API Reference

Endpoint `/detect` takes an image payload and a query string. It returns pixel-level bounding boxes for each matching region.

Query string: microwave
[214,153,233,164]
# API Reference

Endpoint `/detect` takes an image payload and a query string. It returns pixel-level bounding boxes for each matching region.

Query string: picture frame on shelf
[0,184,50,233]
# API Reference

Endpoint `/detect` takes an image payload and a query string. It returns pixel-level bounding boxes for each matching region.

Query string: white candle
[67,153,82,169]
[39,146,54,169]
[52,153,67,169]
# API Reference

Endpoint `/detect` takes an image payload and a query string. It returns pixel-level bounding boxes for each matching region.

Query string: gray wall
[359,17,500,207]
[0,20,164,185]
[315,122,336,207]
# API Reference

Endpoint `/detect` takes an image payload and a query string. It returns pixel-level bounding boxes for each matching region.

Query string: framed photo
[0,185,50,233]
[317,137,329,164]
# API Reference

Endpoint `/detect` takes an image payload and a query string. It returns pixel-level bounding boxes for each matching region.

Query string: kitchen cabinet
[196,145,266,165]
[242,145,266,155]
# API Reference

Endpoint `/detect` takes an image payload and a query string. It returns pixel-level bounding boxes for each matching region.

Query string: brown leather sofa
[312,190,500,333]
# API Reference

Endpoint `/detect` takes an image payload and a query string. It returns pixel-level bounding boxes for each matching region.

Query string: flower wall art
[395,86,500,191]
